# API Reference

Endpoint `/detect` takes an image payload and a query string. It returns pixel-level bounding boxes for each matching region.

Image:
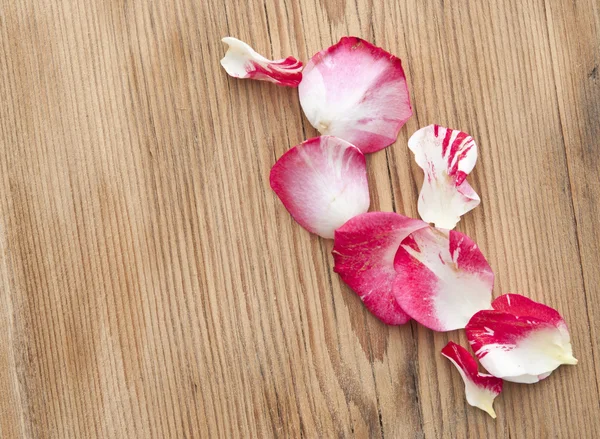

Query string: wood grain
[0,0,599,437]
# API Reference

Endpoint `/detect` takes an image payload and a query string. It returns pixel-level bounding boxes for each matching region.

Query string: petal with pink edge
[270,136,370,239]
[220,37,303,87]
[332,212,428,325]
[393,227,494,331]
[466,294,577,383]
[408,125,480,229]
[298,37,412,153]
[442,342,503,418]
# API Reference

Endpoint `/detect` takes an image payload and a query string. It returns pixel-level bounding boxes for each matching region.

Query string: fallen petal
[442,341,503,418]
[408,125,480,229]
[298,37,412,153]
[270,136,370,239]
[494,372,552,384]
[393,227,494,331]
[466,294,577,383]
[332,212,428,324]
[221,37,303,87]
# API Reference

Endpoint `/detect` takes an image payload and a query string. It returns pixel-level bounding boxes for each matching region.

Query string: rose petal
[298,37,412,153]
[332,212,428,324]
[466,294,577,383]
[393,227,494,331]
[270,136,370,239]
[442,341,503,418]
[220,37,303,87]
[408,125,480,229]
[493,372,551,385]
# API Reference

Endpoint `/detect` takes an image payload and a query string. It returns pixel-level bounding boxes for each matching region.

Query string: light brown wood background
[0,0,598,437]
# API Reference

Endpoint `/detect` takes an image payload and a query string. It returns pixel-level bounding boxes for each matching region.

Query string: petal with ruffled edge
[220,37,303,87]
[299,37,412,153]
[466,294,577,383]
[393,227,494,331]
[332,212,428,324]
[270,136,370,239]
[442,341,503,418]
[408,125,480,229]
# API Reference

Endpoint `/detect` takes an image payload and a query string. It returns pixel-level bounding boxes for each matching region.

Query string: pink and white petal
[270,136,370,239]
[496,372,552,384]
[408,125,480,229]
[417,179,481,230]
[221,37,303,87]
[298,37,412,154]
[332,212,428,325]
[442,342,503,418]
[491,294,565,324]
[393,227,494,331]
[466,294,577,383]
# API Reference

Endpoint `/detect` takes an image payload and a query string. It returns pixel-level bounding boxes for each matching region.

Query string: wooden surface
[0,0,599,437]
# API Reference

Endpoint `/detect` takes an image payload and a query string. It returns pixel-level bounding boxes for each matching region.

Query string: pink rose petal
[442,341,503,418]
[332,212,428,325]
[270,136,370,239]
[408,125,480,229]
[298,37,412,153]
[220,37,303,87]
[393,227,494,331]
[466,294,577,383]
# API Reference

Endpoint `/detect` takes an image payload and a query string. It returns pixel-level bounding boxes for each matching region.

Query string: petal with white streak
[270,136,370,239]
[393,227,494,331]
[442,342,503,418]
[332,212,428,325]
[466,294,577,383]
[408,125,480,229]
[221,37,303,87]
[299,37,412,153]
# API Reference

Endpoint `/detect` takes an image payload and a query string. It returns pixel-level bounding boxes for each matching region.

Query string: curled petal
[299,37,412,153]
[332,212,428,325]
[270,136,370,239]
[220,37,303,87]
[442,342,503,418]
[393,227,494,331]
[466,294,577,383]
[408,125,480,229]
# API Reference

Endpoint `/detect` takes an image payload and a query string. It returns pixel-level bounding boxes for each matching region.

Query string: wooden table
[1,0,598,437]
